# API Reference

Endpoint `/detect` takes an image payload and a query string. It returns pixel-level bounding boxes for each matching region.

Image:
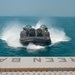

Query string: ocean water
[0,16,75,56]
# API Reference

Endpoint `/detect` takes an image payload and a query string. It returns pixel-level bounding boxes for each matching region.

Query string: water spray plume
[1,21,70,51]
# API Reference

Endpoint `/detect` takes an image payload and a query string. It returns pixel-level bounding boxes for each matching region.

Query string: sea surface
[0,16,75,56]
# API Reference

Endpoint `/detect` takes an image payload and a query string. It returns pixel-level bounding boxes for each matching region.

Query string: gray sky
[0,0,75,16]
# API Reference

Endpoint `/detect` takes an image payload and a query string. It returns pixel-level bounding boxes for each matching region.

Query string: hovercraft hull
[20,25,51,46]
[20,38,51,46]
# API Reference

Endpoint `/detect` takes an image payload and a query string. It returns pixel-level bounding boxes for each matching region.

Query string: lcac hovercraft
[20,25,51,46]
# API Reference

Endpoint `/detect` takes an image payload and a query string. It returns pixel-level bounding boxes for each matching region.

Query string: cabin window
[37,29,43,37]
[28,28,35,37]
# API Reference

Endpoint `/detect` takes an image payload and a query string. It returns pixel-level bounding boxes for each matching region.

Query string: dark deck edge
[0,68,75,72]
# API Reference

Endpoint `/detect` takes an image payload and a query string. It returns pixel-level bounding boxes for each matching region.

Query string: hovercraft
[20,25,51,46]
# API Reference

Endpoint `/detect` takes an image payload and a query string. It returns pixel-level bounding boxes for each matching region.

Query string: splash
[1,21,70,51]
[26,43,45,52]
[1,22,23,47]
[49,28,70,44]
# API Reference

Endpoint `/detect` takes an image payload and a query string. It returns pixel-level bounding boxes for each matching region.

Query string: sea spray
[1,21,70,51]
[1,22,23,47]
[26,43,45,52]
[49,28,70,44]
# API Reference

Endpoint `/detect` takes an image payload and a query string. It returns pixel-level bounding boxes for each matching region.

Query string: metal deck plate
[0,57,75,74]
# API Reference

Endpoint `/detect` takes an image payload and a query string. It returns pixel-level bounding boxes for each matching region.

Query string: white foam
[49,28,70,44]
[26,43,45,52]
[1,22,23,47]
[1,21,70,51]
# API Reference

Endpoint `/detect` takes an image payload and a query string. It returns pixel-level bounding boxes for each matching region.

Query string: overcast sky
[0,0,75,16]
